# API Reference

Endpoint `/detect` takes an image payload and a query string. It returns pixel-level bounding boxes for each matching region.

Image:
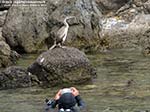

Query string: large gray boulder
[0,66,39,90]
[28,47,96,86]
[2,4,49,53]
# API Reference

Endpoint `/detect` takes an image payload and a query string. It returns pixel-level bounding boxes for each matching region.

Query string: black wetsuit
[50,93,85,111]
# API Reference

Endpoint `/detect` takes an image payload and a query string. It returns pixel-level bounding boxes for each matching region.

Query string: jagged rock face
[2,0,101,53]
[2,0,150,54]
[0,66,38,90]
[99,14,150,50]
[42,0,101,49]
[28,47,96,86]
[2,5,49,53]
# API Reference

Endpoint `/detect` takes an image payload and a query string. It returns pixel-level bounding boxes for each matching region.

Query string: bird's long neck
[64,19,69,28]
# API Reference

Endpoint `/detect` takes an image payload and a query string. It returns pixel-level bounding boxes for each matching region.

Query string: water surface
[0,48,150,112]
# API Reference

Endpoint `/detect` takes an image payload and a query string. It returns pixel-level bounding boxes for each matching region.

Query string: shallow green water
[1,48,150,112]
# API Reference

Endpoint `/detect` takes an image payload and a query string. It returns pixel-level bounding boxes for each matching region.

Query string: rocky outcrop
[2,4,49,53]
[46,0,101,51]
[144,0,150,13]
[28,47,96,86]
[0,40,12,67]
[0,40,20,67]
[0,27,20,67]
[0,10,7,27]
[0,66,39,90]
[2,0,101,53]
[99,14,150,51]
[96,0,130,11]
[2,0,150,54]
[135,15,150,55]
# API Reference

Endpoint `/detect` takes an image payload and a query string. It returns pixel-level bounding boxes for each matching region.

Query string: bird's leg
[49,44,56,50]
[49,41,57,50]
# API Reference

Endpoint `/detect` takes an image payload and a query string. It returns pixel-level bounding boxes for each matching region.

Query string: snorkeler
[45,87,85,112]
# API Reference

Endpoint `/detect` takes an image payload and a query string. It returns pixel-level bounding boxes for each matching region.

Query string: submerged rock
[28,47,96,86]
[0,66,38,90]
